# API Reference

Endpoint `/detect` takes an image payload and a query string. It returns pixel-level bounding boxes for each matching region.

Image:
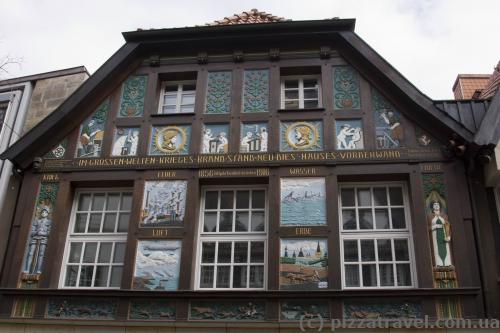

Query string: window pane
[284,80,298,89]
[344,240,358,262]
[360,240,375,261]
[375,209,390,229]
[220,191,233,209]
[379,264,394,286]
[377,239,393,261]
[83,243,97,263]
[359,209,373,229]
[78,194,91,211]
[234,242,248,263]
[180,105,194,113]
[106,194,120,210]
[65,265,78,287]
[92,194,105,211]
[68,243,82,263]
[164,95,177,105]
[102,213,117,232]
[249,266,264,288]
[394,239,409,261]
[342,209,357,230]
[285,90,299,100]
[373,188,387,206]
[203,212,217,232]
[357,188,371,206]
[162,105,176,114]
[88,213,102,232]
[79,266,94,287]
[200,266,214,288]
[233,266,247,288]
[219,212,233,232]
[251,211,265,231]
[183,84,196,92]
[109,266,122,287]
[94,266,109,287]
[117,213,129,232]
[250,242,265,263]
[205,191,218,209]
[235,212,249,232]
[98,243,112,263]
[181,94,195,105]
[344,265,360,287]
[216,266,230,288]
[164,85,177,92]
[341,188,355,207]
[121,193,133,211]
[304,99,319,109]
[217,242,232,263]
[236,191,250,209]
[74,214,87,233]
[396,264,412,286]
[303,79,318,88]
[202,242,215,263]
[362,264,377,287]
[389,187,403,205]
[113,243,126,263]
[284,100,299,109]
[304,89,318,99]
[252,190,265,209]
[391,208,406,229]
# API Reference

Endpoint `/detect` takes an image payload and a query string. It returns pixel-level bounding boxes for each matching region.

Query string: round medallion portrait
[285,122,320,150]
[154,126,187,154]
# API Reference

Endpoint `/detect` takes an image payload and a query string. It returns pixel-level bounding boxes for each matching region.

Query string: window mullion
[299,79,304,108]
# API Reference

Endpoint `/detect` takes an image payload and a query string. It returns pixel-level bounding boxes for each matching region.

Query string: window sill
[277,107,325,112]
[151,112,196,117]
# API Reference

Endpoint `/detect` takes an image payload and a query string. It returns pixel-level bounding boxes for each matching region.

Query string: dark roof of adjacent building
[0,66,89,87]
[434,99,490,134]
[208,9,287,25]
[475,84,500,145]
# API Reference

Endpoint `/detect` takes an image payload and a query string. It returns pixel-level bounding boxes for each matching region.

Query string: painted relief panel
[190,300,265,320]
[344,300,422,319]
[119,75,148,117]
[112,127,140,156]
[372,89,405,149]
[44,138,67,159]
[149,125,191,155]
[333,65,361,109]
[280,239,328,290]
[243,69,269,113]
[205,71,232,114]
[415,126,439,147]
[335,119,364,150]
[76,99,109,158]
[129,299,176,320]
[21,182,59,277]
[280,121,323,152]
[201,123,229,154]
[140,180,187,227]
[280,178,326,226]
[46,298,117,320]
[240,122,268,153]
[281,300,329,320]
[133,240,182,291]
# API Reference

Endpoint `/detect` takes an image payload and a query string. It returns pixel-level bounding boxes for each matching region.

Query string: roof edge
[0,66,89,86]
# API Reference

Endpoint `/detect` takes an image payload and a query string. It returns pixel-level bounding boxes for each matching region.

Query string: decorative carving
[344,300,422,319]
[197,52,208,65]
[44,138,67,159]
[12,297,36,318]
[335,119,364,150]
[240,122,268,152]
[129,299,176,320]
[76,100,109,158]
[280,121,323,152]
[372,89,405,149]
[149,55,160,67]
[319,46,331,59]
[243,69,269,113]
[46,298,117,320]
[112,127,140,156]
[233,50,244,63]
[140,181,187,227]
[149,125,191,155]
[415,126,439,147]
[119,75,148,117]
[269,48,280,61]
[201,123,229,154]
[190,300,265,320]
[281,300,329,320]
[205,71,232,114]
[333,66,360,109]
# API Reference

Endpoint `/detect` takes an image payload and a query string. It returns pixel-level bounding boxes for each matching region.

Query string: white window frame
[59,188,132,289]
[338,182,417,289]
[280,75,322,109]
[157,80,196,114]
[195,185,268,290]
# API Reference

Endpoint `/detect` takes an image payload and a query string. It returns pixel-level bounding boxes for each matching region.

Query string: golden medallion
[284,122,320,150]
[154,126,187,154]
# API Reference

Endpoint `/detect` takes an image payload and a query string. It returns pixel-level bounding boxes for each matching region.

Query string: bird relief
[201,124,229,154]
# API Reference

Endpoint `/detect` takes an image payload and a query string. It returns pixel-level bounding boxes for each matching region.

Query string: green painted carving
[280,300,329,320]
[422,173,446,199]
[205,71,232,114]
[129,299,176,320]
[372,88,405,149]
[44,138,67,159]
[12,297,36,318]
[344,300,422,319]
[243,69,269,113]
[190,300,265,320]
[119,75,148,117]
[437,298,462,319]
[76,99,109,158]
[46,298,117,320]
[333,66,360,109]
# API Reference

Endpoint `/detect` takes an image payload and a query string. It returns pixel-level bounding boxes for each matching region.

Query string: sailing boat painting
[280,178,326,226]
[133,240,181,291]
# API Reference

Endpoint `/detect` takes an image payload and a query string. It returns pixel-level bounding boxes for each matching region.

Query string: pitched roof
[479,60,500,99]
[208,9,287,25]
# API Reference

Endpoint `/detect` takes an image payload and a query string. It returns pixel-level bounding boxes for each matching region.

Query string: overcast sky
[1,0,499,99]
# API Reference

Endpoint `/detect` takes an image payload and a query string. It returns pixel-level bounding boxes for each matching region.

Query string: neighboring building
[1,10,499,331]
[0,67,89,277]
[453,61,500,100]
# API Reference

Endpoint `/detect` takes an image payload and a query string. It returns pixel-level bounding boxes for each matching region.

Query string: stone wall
[22,72,88,133]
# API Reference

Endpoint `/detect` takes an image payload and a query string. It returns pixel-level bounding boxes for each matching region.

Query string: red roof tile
[208,9,288,26]
[480,60,500,99]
